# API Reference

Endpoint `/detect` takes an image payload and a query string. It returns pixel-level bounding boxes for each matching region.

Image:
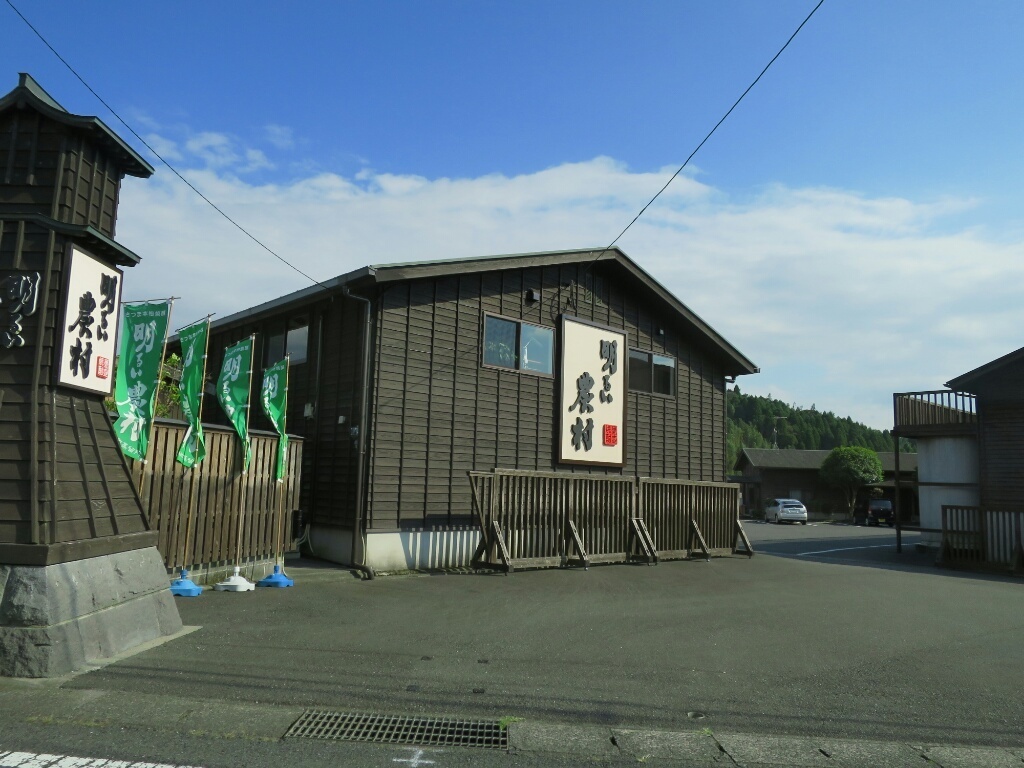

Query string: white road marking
[0,750,202,768]
[393,749,436,766]
[794,544,896,556]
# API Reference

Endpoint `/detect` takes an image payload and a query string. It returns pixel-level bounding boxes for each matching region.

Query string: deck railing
[940,505,1024,573]
[128,419,303,575]
[893,390,977,434]
[470,470,744,570]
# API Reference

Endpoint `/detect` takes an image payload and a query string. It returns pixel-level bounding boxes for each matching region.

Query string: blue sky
[4,0,1024,430]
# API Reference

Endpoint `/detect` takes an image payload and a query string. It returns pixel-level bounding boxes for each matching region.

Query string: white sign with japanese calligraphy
[558,316,627,466]
[55,245,122,395]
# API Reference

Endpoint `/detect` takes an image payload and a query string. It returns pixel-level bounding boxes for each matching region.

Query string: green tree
[819,446,883,515]
[105,352,182,418]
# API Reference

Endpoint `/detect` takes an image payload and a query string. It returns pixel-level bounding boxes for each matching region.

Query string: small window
[483,316,518,369]
[628,350,652,393]
[629,350,676,397]
[520,323,553,375]
[652,354,675,396]
[482,314,553,376]
[286,318,309,364]
[265,330,286,366]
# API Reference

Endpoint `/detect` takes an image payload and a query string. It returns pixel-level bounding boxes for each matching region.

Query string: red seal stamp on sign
[603,424,618,447]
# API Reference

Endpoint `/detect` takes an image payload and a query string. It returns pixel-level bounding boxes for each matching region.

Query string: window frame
[480,312,555,379]
[628,348,677,399]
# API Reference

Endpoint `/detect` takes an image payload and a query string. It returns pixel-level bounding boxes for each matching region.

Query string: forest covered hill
[727,388,912,470]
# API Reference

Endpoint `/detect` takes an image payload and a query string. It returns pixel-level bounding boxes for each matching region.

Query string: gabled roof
[735,448,917,474]
[205,247,758,375]
[946,345,1024,396]
[0,74,153,178]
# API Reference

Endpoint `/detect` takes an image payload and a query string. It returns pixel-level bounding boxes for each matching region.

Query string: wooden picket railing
[893,390,977,437]
[639,478,740,557]
[940,505,1024,574]
[470,469,746,571]
[128,419,302,573]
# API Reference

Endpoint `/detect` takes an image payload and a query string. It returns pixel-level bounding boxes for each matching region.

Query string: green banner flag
[175,320,209,468]
[260,356,289,482]
[113,302,171,461]
[217,337,253,472]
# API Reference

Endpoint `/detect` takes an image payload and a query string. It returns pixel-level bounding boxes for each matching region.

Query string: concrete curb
[3,685,1020,767]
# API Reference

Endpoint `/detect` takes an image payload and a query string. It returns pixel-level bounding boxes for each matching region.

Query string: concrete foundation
[0,546,182,678]
[307,525,481,571]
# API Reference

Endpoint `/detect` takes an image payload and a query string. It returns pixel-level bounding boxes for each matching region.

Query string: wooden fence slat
[476,471,739,569]
[127,421,303,572]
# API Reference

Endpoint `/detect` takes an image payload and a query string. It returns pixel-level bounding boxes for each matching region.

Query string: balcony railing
[893,390,977,436]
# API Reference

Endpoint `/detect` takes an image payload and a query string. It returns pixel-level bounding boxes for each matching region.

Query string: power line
[4,0,331,292]
[581,0,827,278]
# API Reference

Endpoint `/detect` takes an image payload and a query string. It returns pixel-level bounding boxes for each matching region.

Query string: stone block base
[0,546,183,677]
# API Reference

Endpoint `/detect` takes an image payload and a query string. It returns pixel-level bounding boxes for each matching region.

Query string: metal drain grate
[284,710,509,750]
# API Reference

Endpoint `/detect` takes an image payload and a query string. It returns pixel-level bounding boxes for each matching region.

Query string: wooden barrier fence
[470,469,748,571]
[940,505,1024,574]
[128,419,303,573]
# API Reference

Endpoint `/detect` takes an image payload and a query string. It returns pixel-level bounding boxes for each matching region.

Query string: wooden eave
[0,73,154,178]
[946,345,1024,394]
[0,214,141,266]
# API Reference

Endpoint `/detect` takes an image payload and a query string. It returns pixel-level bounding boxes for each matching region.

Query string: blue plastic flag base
[257,564,295,588]
[170,569,203,597]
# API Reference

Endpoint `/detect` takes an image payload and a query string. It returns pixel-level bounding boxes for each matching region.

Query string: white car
[764,498,808,525]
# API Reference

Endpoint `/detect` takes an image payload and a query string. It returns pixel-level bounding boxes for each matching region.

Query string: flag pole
[184,318,210,569]
[235,333,256,565]
[258,353,294,587]
[215,333,257,592]
[170,316,211,597]
[137,298,175,501]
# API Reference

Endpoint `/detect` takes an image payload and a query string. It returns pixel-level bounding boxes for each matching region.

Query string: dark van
[854,499,894,527]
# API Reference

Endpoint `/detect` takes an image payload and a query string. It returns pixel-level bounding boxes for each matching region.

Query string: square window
[629,350,676,397]
[482,315,554,376]
[483,315,518,369]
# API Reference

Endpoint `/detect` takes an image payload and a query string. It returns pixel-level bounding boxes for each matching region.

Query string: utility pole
[772,415,788,449]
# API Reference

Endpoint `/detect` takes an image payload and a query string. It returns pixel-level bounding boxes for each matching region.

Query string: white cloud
[184,132,239,168]
[115,158,1024,430]
[264,124,295,150]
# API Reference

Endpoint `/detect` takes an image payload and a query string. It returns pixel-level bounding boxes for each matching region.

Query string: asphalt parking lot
[64,523,1024,741]
[2,521,1022,766]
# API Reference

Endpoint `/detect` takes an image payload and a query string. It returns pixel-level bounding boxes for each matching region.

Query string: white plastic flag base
[213,566,255,592]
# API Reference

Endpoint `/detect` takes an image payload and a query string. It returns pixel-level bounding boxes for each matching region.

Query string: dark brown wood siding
[365,261,731,531]
[203,296,363,530]
[1,101,140,553]
[978,402,1024,509]
[1,113,122,236]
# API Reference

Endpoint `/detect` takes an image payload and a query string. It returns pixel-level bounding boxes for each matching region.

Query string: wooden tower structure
[0,73,181,676]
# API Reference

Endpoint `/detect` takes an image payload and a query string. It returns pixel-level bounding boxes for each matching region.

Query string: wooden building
[200,249,757,572]
[733,448,918,519]
[894,346,1024,565]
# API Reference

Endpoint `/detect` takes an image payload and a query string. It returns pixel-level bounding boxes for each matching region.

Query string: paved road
[2,522,1022,766]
